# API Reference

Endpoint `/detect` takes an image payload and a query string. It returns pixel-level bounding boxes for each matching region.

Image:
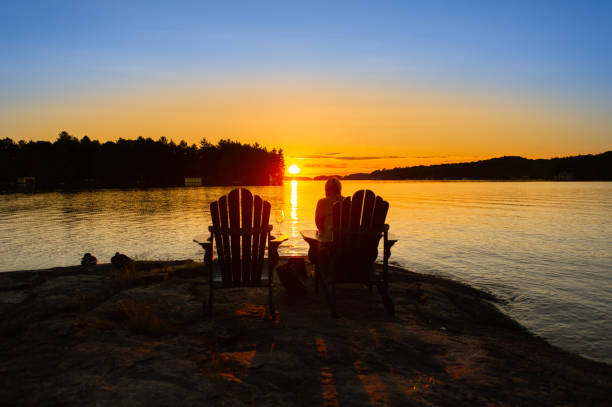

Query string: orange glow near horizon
[2,80,609,178]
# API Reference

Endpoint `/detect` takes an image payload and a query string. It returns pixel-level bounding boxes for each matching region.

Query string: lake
[1,181,611,364]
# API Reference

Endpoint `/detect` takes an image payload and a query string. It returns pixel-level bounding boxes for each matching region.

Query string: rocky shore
[1,259,610,406]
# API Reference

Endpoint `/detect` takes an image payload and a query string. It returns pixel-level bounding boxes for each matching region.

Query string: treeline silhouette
[343,152,612,181]
[0,131,284,189]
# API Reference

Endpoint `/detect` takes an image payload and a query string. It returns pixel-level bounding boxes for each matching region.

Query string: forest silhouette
[0,131,284,189]
[343,152,612,181]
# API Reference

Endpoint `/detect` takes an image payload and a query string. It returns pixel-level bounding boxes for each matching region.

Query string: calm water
[1,181,611,363]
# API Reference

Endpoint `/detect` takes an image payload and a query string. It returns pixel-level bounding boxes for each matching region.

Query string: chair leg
[324,284,337,318]
[202,241,214,318]
[267,261,277,319]
[376,282,395,316]
[318,272,337,318]
[317,257,337,318]
[330,282,337,318]
[268,283,276,319]
[204,284,213,318]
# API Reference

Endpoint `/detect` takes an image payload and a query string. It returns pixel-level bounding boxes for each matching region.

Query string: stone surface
[0,260,610,406]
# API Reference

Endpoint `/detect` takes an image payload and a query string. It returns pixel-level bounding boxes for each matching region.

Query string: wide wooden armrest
[193,239,212,249]
[208,225,273,235]
[268,234,287,269]
[269,234,288,255]
[269,234,288,246]
[300,229,332,246]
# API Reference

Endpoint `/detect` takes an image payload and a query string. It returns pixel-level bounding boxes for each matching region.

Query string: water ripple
[1,181,611,363]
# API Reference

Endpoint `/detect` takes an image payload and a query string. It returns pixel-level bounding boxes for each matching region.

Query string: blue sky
[2,1,611,92]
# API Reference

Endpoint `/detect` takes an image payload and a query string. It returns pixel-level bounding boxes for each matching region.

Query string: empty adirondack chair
[301,189,396,317]
[195,188,287,317]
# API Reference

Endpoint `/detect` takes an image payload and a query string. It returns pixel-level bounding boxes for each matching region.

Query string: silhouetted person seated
[310,177,343,265]
[315,177,343,240]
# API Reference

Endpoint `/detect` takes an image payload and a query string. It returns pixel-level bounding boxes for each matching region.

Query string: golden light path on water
[290,179,299,238]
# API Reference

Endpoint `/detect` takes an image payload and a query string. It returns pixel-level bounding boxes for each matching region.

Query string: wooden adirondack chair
[301,189,397,317]
[195,188,287,318]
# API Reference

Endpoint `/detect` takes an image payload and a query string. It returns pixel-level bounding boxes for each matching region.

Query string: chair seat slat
[208,225,273,235]
[211,259,272,287]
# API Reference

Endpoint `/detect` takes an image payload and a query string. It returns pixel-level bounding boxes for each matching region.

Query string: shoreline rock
[1,260,610,406]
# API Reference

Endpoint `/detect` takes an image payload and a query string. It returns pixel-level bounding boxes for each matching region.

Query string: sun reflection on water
[290,180,299,237]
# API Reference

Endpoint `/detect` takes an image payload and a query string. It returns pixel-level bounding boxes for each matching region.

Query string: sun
[288,164,301,175]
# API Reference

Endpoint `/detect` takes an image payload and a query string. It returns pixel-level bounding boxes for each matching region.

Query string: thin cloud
[301,154,405,161]
[415,155,450,159]
[336,155,405,161]
[304,163,348,168]
[299,154,340,159]
[415,155,485,160]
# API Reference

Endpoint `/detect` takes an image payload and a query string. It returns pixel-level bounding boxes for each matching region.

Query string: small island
[1,259,610,406]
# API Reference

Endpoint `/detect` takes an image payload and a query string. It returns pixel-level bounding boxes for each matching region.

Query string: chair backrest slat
[210,188,272,286]
[218,195,232,283]
[340,197,351,233]
[348,190,364,252]
[241,189,253,283]
[228,189,241,283]
[332,199,341,244]
[361,190,376,231]
[371,196,389,235]
[349,190,364,235]
[210,201,228,280]
[339,196,351,256]
[252,195,263,281]
[255,201,271,282]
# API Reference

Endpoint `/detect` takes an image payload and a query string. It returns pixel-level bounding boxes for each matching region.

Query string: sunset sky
[1,1,611,176]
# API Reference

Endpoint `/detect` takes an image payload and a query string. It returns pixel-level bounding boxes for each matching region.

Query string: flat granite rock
[0,290,31,305]
[0,260,610,406]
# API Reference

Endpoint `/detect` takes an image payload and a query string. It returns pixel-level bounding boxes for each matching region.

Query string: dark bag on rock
[276,257,308,297]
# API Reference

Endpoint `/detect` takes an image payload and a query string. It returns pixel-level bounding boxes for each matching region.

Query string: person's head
[325,177,342,198]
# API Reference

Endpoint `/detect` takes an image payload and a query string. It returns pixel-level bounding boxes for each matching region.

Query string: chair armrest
[382,229,396,262]
[270,234,289,245]
[300,230,332,245]
[268,234,287,269]
[193,239,213,267]
[269,234,288,256]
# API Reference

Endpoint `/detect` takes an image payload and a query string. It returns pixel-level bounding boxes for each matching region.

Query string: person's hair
[325,177,342,197]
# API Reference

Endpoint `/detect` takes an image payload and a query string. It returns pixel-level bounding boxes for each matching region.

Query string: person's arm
[315,199,326,232]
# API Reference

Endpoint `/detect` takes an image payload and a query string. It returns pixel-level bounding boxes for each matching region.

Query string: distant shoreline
[288,177,612,182]
[309,151,612,182]
[2,178,611,194]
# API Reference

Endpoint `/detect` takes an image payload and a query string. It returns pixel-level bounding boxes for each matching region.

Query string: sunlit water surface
[1,181,611,363]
